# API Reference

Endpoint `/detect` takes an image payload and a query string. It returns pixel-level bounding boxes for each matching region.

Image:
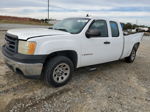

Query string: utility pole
[136,19,138,25]
[48,0,49,21]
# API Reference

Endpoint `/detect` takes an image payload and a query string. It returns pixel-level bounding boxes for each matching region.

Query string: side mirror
[86,29,101,38]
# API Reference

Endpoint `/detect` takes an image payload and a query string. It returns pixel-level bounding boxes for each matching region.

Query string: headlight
[18,41,36,55]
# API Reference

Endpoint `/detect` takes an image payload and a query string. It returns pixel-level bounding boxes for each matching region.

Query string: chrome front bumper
[4,56,43,77]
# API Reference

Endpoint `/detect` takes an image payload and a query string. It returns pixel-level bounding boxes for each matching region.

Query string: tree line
[122,23,150,32]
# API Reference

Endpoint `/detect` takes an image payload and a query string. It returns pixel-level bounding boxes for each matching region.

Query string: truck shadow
[71,59,129,85]
[74,59,125,76]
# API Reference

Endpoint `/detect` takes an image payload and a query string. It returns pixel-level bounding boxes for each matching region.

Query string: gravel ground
[0,24,150,112]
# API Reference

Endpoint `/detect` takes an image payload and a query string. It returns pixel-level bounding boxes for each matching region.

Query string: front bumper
[4,56,43,77]
[2,45,47,77]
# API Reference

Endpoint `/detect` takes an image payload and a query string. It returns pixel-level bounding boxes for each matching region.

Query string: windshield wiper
[54,28,68,32]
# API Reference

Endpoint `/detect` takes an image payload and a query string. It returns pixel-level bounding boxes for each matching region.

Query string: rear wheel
[44,56,74,87]
[125,48,137,63]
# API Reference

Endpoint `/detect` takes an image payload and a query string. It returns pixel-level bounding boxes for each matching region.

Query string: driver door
[80,20,113,67]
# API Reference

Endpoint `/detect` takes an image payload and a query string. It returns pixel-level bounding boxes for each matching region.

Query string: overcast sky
[0,0,150,26]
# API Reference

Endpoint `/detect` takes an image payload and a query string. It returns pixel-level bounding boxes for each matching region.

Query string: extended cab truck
[2,17,144,87]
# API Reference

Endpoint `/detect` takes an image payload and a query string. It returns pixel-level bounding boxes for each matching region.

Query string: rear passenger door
[108,21,124,60]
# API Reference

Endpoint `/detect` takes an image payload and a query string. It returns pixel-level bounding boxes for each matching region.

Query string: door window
[110,21,119,37]
[89,20,108,37]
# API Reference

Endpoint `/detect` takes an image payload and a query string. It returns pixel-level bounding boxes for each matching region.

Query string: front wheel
[44,56,74,87]
[125,48,137,63]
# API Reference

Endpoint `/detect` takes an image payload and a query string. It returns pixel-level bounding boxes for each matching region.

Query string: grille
[5,34,18,53]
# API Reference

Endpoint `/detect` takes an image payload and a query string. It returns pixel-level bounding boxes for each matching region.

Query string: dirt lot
[0,24,49,31]
[0,26,150,112]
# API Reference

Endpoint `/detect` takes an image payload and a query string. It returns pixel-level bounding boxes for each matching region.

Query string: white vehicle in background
[2,17,144,87]
[137,27,148,32]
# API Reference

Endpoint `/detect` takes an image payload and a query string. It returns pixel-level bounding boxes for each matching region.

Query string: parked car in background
[136,27,149,32]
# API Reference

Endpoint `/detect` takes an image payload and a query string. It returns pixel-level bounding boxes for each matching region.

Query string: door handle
[104,41,111,44]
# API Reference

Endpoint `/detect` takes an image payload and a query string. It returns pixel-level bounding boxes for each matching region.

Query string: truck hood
[7,28,70,40]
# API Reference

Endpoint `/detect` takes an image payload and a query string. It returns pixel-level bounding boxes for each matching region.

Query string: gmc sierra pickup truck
[2,17,144,87]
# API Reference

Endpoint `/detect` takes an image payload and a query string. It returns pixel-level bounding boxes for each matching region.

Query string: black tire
[44,56,74,87]
[125,47,137,63]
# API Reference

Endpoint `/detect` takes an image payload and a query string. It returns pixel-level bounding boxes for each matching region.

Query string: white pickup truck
[2,17,144,87]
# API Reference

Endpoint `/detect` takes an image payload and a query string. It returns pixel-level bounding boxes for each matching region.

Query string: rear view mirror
[86,29,101,38]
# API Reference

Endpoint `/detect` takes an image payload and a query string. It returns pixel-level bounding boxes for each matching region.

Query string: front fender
[29,36,81,67]
[38,39,79,55]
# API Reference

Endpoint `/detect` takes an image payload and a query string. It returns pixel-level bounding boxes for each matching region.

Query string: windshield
[52,18,90,34]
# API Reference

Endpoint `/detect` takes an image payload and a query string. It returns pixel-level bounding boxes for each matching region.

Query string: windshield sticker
[77,20,88,23]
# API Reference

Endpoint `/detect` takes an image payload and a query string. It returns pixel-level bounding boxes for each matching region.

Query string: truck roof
[66,17,120,23]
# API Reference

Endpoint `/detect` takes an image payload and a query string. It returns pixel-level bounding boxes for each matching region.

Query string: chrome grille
[5,34,18,53]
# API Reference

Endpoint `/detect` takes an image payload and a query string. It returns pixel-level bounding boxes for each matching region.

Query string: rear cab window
[110,21,119,37]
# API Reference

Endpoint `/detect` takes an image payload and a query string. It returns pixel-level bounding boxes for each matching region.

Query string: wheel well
[134,42,140,51]
[43,50,78,69]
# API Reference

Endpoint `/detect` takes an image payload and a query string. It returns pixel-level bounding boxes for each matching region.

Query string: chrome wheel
[53,63,70,83]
